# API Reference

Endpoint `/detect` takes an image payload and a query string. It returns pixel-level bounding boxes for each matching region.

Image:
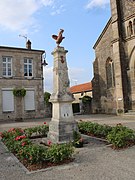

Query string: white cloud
[0,0,56,33]
[40,0,54,6]
[51,5,65,16]
[85,0,109,9]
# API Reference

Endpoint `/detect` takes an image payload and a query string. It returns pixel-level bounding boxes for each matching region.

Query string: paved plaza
[0,114,135,180]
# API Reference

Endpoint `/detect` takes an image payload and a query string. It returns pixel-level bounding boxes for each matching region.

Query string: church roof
[70,82,92,94]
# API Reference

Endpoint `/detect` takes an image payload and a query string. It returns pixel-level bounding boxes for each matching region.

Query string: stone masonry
[48,46,77,143]
[0,43,45,121]
[92,0,135,115]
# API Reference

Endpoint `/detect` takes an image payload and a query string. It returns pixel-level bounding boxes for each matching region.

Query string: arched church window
[127,26,129,36]
[133,19,135,34]
[129,21,133,36]
[106,58,115,89]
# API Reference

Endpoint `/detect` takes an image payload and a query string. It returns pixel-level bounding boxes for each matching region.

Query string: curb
[0,140,29,174]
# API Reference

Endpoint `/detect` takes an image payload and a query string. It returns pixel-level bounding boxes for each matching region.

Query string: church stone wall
[93,21,116,113]
[93,0,135,114]
[120,0,135,20]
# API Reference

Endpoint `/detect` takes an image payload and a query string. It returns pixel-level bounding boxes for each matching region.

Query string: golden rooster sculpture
[52,29,65,46]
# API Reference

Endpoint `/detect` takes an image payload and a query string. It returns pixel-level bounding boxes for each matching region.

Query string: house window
[106,58,115,89]
[24,90,35,111]
[24,58,33,77]
[2,90,14,112]
[2,57,12,77]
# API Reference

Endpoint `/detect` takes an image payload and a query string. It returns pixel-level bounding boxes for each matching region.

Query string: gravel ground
[1,135,135,180]
[1,114,135,180]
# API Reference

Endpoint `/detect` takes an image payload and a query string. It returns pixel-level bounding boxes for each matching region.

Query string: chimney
[26,40,31,50]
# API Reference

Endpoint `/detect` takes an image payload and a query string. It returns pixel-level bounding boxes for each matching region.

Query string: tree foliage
[44,92,51,104]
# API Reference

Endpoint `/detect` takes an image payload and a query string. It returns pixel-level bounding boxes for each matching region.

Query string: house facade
[92,0,135,114]
[70,82,92,114]
[0,41,45,121]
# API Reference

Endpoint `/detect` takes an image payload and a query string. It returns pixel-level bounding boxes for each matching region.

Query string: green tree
[44,92,51,104]
[82,96,91,104]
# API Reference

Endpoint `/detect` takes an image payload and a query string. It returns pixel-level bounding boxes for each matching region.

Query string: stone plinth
[47,46,77,143]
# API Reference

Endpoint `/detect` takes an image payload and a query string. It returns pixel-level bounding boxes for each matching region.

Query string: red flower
[21,135,26,139]
[15,135,26,141]
[19,129,24,133]
[44,122,47,125]
[48,140,52,146]
[8,128,15,132]
[15,136,20,141]
[22,142,26,146]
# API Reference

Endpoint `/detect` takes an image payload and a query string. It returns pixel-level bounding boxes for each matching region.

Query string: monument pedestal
[48,118,77,143]
[47,46,77,143]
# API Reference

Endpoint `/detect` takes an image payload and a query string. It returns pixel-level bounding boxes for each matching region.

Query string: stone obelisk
[48,40,77,143]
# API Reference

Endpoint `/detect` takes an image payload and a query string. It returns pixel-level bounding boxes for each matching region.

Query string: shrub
[94,124,112,138]
[78,122,93,134]
[1,128,24,142]
[78,121,135,148]
[82,96,91,104]
[17,143,74,165]
[24,124,49,138]
[46,143,74,163]
[13,88,26,97]
[107,124,135,148]
[72,130,83,148]
[44,92,51,104]
[78,121,112,138]
[1,126,74,166]
[1,128,31,153]
[17,144,47,164]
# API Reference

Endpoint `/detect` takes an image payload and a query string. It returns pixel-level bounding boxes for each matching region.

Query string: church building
[92,0,135,114]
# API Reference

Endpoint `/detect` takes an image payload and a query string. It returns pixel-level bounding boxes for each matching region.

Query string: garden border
[0,140,29,173]
[0,139,79,174]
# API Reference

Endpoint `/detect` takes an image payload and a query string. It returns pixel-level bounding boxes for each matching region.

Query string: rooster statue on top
[52,29,65,46]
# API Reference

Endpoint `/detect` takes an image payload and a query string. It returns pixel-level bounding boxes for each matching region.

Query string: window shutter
[2,90,14,112]
[24,90,35,110]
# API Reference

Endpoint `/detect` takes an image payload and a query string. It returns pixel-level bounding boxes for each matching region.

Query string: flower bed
[107,124,135,149]
[78,121,135,149]
[1,121,134,172]
[0,124,74,171]
[78,121,113,138]
[24,122,49,138]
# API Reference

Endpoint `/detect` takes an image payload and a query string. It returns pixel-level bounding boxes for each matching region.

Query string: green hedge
[78,121,112,138]
[107,124,135,148]
[78,121,135,148]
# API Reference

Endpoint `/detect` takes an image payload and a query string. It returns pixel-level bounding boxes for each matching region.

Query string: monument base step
[124,110,135,116]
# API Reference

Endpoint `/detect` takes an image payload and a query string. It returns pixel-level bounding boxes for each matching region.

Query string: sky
[0,0,111,92]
